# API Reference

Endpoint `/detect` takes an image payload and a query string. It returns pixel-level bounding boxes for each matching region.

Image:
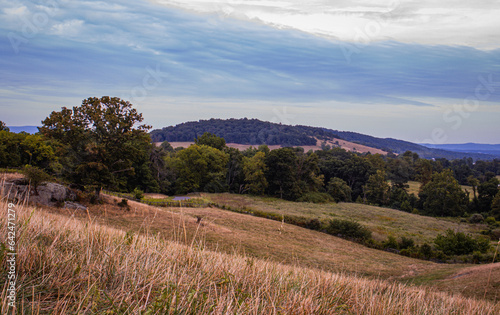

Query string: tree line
[1,97,499,220]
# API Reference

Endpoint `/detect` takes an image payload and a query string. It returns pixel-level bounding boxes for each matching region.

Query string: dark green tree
[341,155,374,200]
[387,158,410,188]
[265,148,301,200]
[225,147,245,193]
[174,144,229,194]
[478,177,500,213]
[0,121,9,132]
[40,96,153,197]
[491,190,500,220]
[363,170,390,205]
[242,151,268,195]
[160,141,174,152]
[327,177,352,202]
[194,132,226,150]
[419,170,468,217]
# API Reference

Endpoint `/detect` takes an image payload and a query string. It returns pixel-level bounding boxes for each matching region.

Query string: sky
[1,0,499,144]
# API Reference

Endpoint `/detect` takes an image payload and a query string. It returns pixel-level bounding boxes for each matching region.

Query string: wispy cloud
[0,0,499,142]
[155,0,500,49]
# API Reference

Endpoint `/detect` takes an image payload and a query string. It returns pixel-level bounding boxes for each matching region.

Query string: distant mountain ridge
[150,118,498,160]
[7,126,40,134]
[420,143,500,156]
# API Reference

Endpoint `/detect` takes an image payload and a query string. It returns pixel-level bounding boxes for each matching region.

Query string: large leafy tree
[478,177,500,213]
[363,170,390,205]
[39,97,153,197]
[225,147,245,193]
[419,169,468,217]
[265,148,301,200]
[327,177,352,202]
[195,132,226,150]
[242,151,268,195]
[174,144,229,194]
[491,190,500,220]
[0,121,9,131]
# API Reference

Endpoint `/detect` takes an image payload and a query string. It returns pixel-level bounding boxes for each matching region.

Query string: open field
[1,194,499,313]
[204,193,486,245]
[158,137,388,155]
[12,191,497,302]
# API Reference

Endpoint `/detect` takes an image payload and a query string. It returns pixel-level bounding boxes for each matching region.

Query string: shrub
[434,229,490,256]
[469,213,484,224]
[419,243,433,259]
[383,236,399,250]
[399,236,415,250]
[305,218,322,231]
[326,219,372,242]
[118,199,128,208]
[297,192,333,204]
[133,187,144,200]
[485,216,497,226]
[22,165,52,195]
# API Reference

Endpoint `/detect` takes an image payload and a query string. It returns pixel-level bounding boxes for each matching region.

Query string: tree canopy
[419,170,468,217]
[40,96,153,196]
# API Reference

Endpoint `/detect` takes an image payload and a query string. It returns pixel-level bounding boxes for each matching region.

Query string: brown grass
[156,137,387,155]
[1,193,499,314]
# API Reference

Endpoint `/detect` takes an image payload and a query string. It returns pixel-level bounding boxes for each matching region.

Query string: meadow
[1,193,499,314]
[205,192,486,244]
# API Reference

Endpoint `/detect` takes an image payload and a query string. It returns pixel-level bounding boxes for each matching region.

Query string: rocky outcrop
[2,181,76,206]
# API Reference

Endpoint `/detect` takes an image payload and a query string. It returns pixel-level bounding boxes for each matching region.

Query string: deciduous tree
[242,151,268,195]
[40,97,152,197]
[419,170,468,217]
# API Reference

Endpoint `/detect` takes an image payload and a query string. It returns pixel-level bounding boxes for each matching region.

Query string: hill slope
[150,118,497,160]
[421,143,500,157]
[3,195,499,313]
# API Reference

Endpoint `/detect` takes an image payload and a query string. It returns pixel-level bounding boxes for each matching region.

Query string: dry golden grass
[159,137,388,155]
[1,194,499,314]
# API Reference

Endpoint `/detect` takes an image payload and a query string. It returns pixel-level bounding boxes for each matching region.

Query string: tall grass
[1,194,498,314]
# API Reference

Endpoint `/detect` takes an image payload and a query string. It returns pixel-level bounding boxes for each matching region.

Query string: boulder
[64,201,87,211]
[2,181,76,206]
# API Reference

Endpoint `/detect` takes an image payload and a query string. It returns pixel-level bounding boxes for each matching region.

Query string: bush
[118,199,128,208]
[485,216,497,226]
[383,236,399,250]
[419,243,433,259]
[22,165,52,195]
[399,236,415,250]
[326,219,372,242]
[469,213,484,224]
[434,229,491,256]
[305,218,322,231]
[297,192,333,204]
[133,188,144,200]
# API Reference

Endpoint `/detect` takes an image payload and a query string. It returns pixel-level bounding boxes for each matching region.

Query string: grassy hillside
[205,193,485,245]
[1,195,499,313]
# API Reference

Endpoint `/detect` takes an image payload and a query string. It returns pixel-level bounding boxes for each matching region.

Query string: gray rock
[2,181,76,206]
[64,201,87,211]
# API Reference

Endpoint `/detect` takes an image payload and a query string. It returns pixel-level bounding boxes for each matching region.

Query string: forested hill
[150,118,497,160]
[150,118,331,146]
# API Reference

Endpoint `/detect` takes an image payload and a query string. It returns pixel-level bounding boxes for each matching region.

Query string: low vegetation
[2,195,500,314]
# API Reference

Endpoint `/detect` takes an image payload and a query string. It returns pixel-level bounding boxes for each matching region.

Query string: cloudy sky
[1,0,499,144]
